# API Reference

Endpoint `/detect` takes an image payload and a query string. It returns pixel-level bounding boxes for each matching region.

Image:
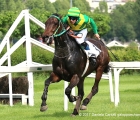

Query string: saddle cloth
[85,41,101,58]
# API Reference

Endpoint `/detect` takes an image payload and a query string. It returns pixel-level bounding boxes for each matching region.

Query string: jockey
[62,7,100,64]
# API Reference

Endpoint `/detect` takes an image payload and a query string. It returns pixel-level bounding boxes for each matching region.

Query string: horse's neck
[54,34,77,48]
[54,34,80,58]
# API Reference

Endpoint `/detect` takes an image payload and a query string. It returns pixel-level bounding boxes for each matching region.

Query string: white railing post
[64,81,68,111]
[7,37,13,106]
[108,70,114,102]
[113,68,123,106]
[24,10,34,106]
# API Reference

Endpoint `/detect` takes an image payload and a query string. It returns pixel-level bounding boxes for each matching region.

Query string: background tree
[16,0,25,12]
[134,0,140,41]
[87,13,111,38]
[104,1,136,42]
[7,0,16,11]
[99,0,108,13]
[53,0,70,14]
[73,0,90,12]
[44,0,56,13]
[25,0,45,10]
[0,0,138,42]
[0,11,19,36]
[0,0,7,12]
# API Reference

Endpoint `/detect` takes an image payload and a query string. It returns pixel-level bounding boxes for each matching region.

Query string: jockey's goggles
[69,16,79,21]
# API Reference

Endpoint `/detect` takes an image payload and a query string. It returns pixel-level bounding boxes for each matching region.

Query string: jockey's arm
[89,18,100,40]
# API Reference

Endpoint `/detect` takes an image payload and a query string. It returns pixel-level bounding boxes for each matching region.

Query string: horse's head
[42,13,64,45]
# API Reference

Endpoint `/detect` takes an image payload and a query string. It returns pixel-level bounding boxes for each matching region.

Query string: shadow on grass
[33,111,75,118]
[123,89,140,92]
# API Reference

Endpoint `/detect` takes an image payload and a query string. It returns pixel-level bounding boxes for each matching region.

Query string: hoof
[80,105,87,110]
[40,105,48,112]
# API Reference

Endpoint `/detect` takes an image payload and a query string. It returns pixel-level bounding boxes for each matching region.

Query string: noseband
[44,15,73,58]
[44,15,67,39]
[43,15,68,45]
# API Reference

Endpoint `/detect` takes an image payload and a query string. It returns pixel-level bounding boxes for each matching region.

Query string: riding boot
[89,54,96,65]
[80,42,96,65]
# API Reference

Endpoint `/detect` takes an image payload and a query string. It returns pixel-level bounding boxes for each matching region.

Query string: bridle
[43,15,69,46]
[44,15,67,39]
[44,15,74,58]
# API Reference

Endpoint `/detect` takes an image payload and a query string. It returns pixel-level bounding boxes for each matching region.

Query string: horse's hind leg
[81,68,103,110]
[40,72,60,112]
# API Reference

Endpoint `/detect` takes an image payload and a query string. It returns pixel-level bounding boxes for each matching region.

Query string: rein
[49,15,81,39]
[48,15,73,58]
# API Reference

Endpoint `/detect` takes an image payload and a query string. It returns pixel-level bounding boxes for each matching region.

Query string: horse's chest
[54,61,75,77]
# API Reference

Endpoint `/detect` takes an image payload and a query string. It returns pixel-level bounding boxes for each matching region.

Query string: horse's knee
[65,87,71,95]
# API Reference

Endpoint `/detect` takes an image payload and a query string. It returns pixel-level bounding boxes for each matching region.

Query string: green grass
[0,74,140,120]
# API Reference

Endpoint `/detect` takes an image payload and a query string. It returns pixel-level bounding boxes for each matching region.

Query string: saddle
[68,30,101,58]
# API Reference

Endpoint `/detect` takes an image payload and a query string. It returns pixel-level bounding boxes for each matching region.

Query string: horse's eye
[54,23,58,26]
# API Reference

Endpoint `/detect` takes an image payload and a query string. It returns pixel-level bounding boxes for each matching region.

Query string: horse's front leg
[40,72,60,112]
[65,74,79,103]
[72,79,84,116]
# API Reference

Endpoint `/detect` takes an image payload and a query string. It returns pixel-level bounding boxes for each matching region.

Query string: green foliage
[109,46,140,62]
[105,1,137,42]
[87,13,111,37]
[99,0,108,13]
[53,0,69,13]
[11,45,26,66]
[32,45,53,64]
[0,0,140,43]
[0,11,19,35]
[73,0,91,12]
[109,46,140,74]
[0,1,7,11]
[0,0,111,40]
[128,41,138,48]
[1,45,53,66]
[44,0,56,13]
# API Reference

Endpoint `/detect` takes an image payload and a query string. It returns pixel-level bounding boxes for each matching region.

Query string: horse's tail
[103,64,111,73]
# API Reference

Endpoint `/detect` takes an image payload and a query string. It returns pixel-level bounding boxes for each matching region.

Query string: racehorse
[40,13,110,116]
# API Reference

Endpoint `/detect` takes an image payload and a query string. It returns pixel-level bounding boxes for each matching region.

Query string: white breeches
[74,28,87,44]
[74,28,100,58]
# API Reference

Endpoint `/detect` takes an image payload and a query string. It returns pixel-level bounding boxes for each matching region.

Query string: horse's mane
[52,13,62,18]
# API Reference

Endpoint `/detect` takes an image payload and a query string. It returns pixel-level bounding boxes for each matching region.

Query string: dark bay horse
[40,13,110,116]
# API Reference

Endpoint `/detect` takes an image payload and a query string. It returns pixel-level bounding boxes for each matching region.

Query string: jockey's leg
[74,28,88,44]
[74,29,96,65]
[80,42,96,65]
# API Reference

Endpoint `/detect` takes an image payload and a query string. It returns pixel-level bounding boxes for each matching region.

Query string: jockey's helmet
[68,7,80,18]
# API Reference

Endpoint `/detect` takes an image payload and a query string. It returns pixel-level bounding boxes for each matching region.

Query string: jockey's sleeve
[88,18,98,34]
